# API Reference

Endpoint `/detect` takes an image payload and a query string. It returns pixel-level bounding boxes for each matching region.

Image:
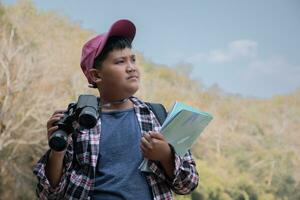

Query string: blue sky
[3,0,300,98]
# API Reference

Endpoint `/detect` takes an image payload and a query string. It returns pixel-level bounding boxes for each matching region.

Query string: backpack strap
[145,102,168,125]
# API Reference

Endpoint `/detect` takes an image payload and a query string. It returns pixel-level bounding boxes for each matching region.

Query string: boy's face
[95,47,140,99]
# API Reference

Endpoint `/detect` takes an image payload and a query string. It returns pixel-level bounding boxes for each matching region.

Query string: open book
[139,102,213,172]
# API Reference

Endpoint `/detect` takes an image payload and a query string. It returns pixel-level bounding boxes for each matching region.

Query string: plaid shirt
[33,97,199,200]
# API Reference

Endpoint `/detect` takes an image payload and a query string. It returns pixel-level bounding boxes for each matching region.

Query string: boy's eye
[115,60,124,64]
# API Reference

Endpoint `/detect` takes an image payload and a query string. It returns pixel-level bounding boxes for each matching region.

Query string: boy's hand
[140,131,172,162]
[46,110,66,140]
[46,110,71,153]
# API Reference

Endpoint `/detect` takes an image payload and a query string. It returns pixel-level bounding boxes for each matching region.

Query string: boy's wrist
[49,149,66,159]
[159,143,174,164]
[159,144,175,179]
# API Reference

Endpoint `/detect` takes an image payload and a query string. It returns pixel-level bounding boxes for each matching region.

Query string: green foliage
[175,194,192,200]
[191,191,205,200]
[0,3,4,19]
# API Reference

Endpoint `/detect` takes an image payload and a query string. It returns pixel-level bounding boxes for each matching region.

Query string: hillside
[0,1,299,199]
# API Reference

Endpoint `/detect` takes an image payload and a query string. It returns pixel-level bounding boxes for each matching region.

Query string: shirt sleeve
[33,139,74,200]
[166,148,199,194]
[149,147,199,195]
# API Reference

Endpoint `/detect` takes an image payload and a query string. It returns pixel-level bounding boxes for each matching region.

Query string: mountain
[0,1,299,199]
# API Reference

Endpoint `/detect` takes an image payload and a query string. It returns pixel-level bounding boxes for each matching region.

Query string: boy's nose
[126,62,136,72]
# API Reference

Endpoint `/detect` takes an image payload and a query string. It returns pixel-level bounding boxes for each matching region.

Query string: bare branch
[2,139,41,149]
[0,58,11,121]
[7,107,35,133]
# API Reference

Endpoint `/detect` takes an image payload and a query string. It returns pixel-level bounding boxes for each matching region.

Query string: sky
[3,0,300,98]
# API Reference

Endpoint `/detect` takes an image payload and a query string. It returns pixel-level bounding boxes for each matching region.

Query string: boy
[33,19,199,200]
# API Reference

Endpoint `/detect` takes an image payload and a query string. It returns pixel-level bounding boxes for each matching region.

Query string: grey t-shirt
[93,108,153,200]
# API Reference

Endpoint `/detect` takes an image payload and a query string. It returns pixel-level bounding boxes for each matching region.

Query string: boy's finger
[47,117,62,128]
[140,144,148,154]
[140,144,151,158]
[149,132,164,140]
[52,110,66,115]
[47,126,59,138]
[143,133,153,143]
[52,113,64,118]
[141,137,152,150]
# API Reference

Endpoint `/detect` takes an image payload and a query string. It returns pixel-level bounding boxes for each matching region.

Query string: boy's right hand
[46,110,66,141]
[45,110,68,187]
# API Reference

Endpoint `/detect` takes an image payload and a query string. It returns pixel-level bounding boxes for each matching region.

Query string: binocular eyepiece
[48,95,99,151]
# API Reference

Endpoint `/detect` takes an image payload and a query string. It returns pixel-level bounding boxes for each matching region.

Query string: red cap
[80,19,136,85]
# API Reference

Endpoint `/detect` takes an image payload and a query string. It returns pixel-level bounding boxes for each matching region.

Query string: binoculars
[49,95,99,151]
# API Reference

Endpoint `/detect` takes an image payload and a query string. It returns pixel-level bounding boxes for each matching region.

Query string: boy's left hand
[140,131,172,162]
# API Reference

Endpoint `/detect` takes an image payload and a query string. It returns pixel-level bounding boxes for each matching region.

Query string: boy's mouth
[127,75,139,80]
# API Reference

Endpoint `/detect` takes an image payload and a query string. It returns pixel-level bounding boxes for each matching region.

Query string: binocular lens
[49,130,68,151]
[78,107,98,129]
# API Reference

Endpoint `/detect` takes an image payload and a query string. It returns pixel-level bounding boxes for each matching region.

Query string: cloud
[224,56,300,97]
[243,57,300,90]
[188,39,257,64]
[184,39,300,97]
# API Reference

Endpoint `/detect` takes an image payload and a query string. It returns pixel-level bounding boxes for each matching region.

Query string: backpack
[145,102,168,126]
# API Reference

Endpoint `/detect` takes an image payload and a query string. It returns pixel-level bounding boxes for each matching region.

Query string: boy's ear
[89,68,102,83]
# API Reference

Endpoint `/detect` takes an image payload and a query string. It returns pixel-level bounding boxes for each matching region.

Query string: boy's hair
[93,36,132,69]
